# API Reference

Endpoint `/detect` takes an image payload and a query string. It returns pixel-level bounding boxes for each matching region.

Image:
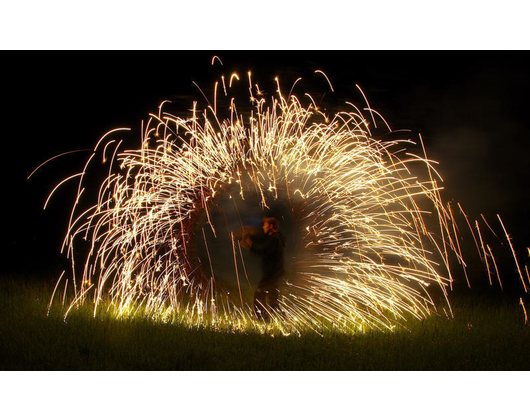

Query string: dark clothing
[249,231,286,321]
[250,231,286,280]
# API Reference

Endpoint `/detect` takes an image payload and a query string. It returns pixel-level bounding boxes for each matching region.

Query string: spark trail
[45,71,529,334]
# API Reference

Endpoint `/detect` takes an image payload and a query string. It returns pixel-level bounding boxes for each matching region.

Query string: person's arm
[237,226,258,250]
[240,234,253,250]
[249,233,267,253]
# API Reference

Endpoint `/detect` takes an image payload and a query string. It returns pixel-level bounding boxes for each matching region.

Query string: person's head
[262,217,279,235]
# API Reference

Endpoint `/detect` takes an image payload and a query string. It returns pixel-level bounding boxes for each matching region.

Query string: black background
[4,51,529,296]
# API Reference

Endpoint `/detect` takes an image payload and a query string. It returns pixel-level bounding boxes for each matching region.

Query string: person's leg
[257,275,283,320]
[267,285,280,312]
[253,285,269,322]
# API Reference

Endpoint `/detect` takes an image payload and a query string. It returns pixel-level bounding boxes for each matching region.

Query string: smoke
[419,76,530,289]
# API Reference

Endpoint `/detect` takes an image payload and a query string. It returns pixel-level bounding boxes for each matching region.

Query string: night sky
[4,51,529,295]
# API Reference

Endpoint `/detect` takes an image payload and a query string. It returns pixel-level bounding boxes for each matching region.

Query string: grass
[1,274,530,370]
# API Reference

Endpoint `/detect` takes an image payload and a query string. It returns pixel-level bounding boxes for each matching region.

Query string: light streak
[315,70,334,92]
[211,56,223,66]
[497,215,527,293]
[47,270,65,316]
[44,71,529,335]
[27,149,92,180]
[43,173,83,210]
[520,298,528,325]
[356,84,376,129]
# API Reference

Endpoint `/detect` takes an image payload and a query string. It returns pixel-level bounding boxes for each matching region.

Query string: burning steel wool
[42,70,529,335]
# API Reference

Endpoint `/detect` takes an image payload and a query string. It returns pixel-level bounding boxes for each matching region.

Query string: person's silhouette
[240,217,286,322]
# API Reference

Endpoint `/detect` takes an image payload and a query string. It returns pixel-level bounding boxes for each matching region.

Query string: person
[240,217,286,322]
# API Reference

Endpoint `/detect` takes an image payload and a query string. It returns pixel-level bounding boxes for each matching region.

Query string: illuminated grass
[1,277,530,370]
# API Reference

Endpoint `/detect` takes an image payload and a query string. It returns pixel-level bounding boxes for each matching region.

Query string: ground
[1,275,529,370]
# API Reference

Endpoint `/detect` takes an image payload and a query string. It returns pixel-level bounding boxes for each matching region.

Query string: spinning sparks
[44,71,527,334]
